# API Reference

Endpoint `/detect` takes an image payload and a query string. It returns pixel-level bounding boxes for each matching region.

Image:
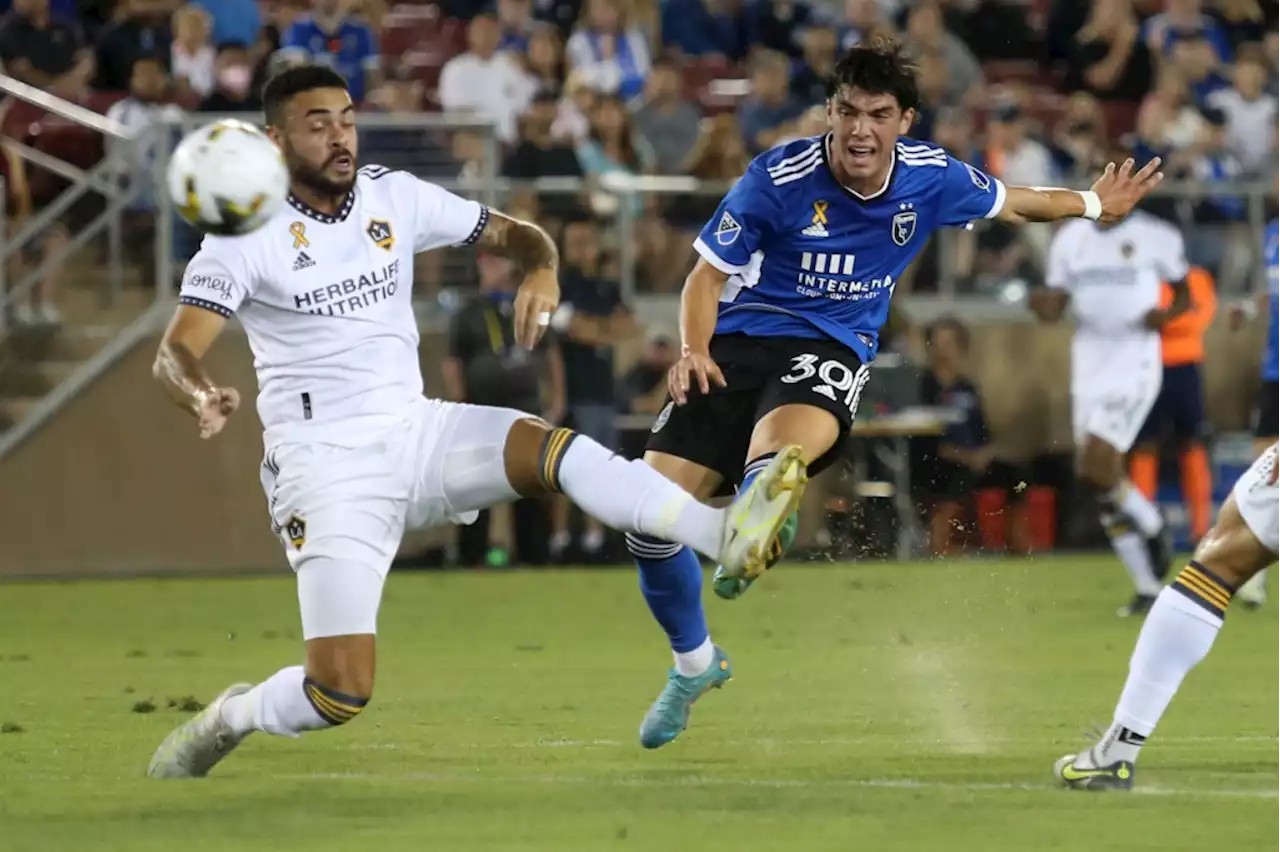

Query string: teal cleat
[713,509,799,600]
[639,646,732,749]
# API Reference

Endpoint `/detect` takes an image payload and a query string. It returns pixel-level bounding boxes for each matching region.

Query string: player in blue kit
[1231,215,1278,609]
[627,38,1166,750]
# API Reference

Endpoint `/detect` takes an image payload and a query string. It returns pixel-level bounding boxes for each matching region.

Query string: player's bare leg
[1078,433,1170,616]
[712,403,840,599]
[1055,453,1278,790]
[149,567,381,778]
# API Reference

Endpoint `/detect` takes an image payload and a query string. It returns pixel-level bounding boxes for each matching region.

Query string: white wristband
[1078,191,1102,221]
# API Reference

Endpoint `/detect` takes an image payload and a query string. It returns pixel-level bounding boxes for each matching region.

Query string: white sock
[1102,568,1230,763]
[1110,481,1163,537]
[556,436,723,559]
[674,637,715,677]
[219,665,329,738]
[1110,528,1164,596]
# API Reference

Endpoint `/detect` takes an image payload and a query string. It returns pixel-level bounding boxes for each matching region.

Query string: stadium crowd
[0,0,1274,564]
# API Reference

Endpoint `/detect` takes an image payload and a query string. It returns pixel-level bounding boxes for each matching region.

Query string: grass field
[0,556,1275,852]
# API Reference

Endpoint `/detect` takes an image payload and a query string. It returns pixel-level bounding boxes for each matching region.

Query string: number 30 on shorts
[780,353,871,420]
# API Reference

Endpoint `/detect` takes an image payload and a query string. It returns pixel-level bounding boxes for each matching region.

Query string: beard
[287,149,358,199]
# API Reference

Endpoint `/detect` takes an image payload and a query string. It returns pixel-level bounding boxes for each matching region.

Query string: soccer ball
[168,119,289,236]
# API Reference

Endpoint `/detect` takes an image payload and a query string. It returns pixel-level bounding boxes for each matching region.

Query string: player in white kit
[1032,211,1190,616]
[145,66,805,778]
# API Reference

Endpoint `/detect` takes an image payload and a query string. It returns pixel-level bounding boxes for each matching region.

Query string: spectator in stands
[443,251,563,567]
[524,23,564,96]
[738,49,805,154]
[837,0,889,51]
[94,0,171,93]
[749,0,819,60]
[278,0,381,103]
[632,58,701,176]
[105,56,169,270]
[1136,65,1207,158]
[552,68,594,142]
[1144,0,1232,63]
[498,0,538,53]
[621,331,676,414]
[1264,31,1279,95]
[985,100,1055,268]
[198,43,261,112]
[534,0,585,39]
[1171,34,1230,105]
[565,0,651,103]
[190,0,261,49]
[660,0,746,61]
[1186,107,1250,287]
[912,49,952,141]
[548,216,635,561]
[439,14,536,145]
[917,317,995,557]
[170,3,215,103]
[1052,92,1111,179]
[0,99,64,327]
[1205,51,1277,175]
[0,0,93,102]
[1063,0,1153,102]
[904,1,983,107]
[575,93,652,180]
[790,24,838,105]
[1214,0,1276,51]
[503,92,586,222]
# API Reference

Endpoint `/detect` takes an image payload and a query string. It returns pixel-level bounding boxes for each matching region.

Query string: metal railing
[0,75,157,336]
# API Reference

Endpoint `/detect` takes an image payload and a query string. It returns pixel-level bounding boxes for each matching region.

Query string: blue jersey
[695,135,1003,363]
[1264,218,1278,382]
[280,15,380,102]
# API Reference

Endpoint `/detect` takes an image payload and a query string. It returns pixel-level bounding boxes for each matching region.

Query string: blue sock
[625,533,708,654]
[738,452,776,496]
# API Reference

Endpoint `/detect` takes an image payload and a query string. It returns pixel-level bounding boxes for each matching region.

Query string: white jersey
[179,166,487,445]
[1046,212,1188,394]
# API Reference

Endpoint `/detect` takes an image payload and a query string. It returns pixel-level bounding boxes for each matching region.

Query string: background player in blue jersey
[1229,215,1278,609]
[626,37,1167,751]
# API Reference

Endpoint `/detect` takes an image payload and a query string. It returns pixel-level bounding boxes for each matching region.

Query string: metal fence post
[154,118,175,301]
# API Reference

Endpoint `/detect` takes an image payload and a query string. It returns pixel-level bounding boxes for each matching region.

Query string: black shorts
[644,333,869,488]
[1135,362,1207,444]
[1254,380,1279,439]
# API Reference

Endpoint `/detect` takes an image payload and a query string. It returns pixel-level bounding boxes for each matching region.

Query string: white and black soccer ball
[167,119,289,236]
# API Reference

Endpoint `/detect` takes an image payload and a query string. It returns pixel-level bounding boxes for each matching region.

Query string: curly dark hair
[826,36,920,113]
[263,64,350,127]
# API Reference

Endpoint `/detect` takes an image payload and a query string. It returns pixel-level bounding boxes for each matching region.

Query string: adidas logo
[801,222,829,238]
[292,252,316,271]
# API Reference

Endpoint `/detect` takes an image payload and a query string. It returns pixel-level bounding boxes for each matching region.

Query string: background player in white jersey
[1033,212,1190,617]
[145,65,804,778]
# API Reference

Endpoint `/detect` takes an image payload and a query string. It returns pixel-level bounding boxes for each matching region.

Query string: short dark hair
[826,36,920,113]
[927,316,969,351]
[263,64,350,126]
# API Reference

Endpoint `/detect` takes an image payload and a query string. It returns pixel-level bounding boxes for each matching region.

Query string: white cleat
[147,683,253,778]
[1238,570,1267,610]
[718,444,808,583]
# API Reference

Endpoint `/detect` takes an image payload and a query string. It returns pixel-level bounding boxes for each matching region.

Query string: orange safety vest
[1160,266,1216,366]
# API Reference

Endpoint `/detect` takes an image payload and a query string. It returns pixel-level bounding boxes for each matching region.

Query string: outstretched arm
[996,158,1164,225]
[474,208,561,349]
[153,306,240,439]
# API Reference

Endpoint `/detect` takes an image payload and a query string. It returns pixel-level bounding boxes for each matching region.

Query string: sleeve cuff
[984,179,1007,220]
[179,295,233,318]
[692,237,748,275]
[462,204,490,246]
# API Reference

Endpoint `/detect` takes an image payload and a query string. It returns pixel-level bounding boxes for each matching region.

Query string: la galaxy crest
[366,218,394,251]
[892,203,917,247]
[286,514,306,551]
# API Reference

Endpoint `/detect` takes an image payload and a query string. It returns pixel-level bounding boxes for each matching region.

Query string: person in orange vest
[1130,266,1217,542]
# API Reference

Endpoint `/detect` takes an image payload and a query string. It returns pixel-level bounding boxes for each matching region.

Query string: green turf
[0,557,1275,852]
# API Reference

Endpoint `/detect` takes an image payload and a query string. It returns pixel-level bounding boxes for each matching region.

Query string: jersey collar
[822,133,896,203]
[287,189,355,225]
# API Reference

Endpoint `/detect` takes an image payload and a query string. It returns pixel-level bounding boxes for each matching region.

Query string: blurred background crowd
[0,0,1274,568]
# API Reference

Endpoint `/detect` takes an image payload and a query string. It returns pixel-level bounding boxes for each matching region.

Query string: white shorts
[1072,376,1161,453]
[260,399,529,639]
[1232,443,1279,555]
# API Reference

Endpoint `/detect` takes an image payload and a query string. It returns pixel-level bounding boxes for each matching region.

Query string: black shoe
[1145,525,1174,582]
[1116,594,1156,618]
